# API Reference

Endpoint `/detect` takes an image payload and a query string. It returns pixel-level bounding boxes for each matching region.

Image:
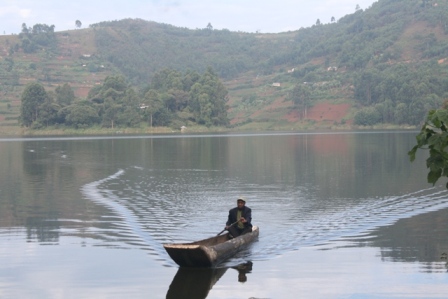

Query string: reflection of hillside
[356,207,448,272]
[0,133,436,253]
[0,142,24,226]
[309,133,350,155]
[26,217,59,243]
[226,132,427,199]
[0,140,115,239]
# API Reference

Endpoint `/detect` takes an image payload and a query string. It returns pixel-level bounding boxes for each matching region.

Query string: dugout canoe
[163,226,259,267]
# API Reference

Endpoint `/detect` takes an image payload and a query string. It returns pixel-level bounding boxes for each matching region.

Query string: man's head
[237,196,246,209]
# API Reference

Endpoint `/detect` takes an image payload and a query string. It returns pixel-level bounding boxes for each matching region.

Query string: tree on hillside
[63,101,100,129]
[421,0,430,8]
[291,83,312,119]
[354,69,381,105]
[75,20,82,29]
[117,88,141,127]
[146,67,228,127]
[86,75,141,128]
[189,67,229,126]
[102,104,122,129]
[55,83,75,107]
[31,24,55,34]
[19,23,56,53]
[37,94,60,127]
[353,63,445,125]
[143,90,164,127]
[17,67,228,130]
[103,75,127,93]
[20,82,47,127]
[353,106,381,125]
[21,23,30,34]
[88,75,127,105]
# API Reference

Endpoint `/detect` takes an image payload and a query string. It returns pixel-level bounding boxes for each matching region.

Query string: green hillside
[1,0,448,134]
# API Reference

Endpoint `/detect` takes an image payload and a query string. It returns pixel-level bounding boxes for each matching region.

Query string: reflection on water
[166,267,227,299]
[344,205,448,273]
[166,262,253,299]
[2,132,448,298]
[26,216,59,244]
[231,261,253,283]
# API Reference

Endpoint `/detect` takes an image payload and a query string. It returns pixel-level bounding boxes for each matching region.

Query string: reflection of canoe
[163,226,259,267]
[166,267,227,299]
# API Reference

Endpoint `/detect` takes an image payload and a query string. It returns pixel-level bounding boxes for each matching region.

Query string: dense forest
[20,68,229,129]
[3,0,448,131]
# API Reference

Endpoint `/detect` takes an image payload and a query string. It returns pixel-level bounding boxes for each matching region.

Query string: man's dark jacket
[226,206,252,229]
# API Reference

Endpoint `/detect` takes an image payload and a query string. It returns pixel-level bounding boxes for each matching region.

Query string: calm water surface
[1,131,448,299]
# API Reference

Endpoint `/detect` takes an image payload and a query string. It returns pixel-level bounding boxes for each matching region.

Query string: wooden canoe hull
[163,226,259,267]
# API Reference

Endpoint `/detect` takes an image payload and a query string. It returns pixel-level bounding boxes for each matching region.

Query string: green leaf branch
[409,108,448,188]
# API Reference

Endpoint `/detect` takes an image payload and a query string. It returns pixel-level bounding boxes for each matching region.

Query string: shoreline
[0,123,418,138]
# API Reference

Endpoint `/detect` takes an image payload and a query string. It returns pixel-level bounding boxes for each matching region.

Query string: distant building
[272,83,281,87]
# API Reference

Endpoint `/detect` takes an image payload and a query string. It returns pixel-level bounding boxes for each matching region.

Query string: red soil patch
[284,103,351,123]
[230,111,245,125]
[74,86,91,98]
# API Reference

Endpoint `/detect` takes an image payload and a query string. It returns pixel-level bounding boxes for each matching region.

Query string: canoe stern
[164,244,218,267]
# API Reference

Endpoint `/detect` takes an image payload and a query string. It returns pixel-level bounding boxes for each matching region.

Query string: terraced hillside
[2,0,448,134]
[0,30,114,134]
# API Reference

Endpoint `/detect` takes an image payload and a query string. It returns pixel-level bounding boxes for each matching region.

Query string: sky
[1,0,377,35]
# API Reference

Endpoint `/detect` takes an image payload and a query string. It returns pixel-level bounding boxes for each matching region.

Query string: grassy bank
[0,124,233,137]
[0,122,419,138]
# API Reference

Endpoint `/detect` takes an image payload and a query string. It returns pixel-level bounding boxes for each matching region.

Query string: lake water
[1,131,448,299]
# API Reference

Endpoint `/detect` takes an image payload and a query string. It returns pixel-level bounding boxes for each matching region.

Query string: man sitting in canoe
[225,196,252,238]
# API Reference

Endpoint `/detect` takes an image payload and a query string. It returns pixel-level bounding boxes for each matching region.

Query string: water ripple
[81,168,448,267]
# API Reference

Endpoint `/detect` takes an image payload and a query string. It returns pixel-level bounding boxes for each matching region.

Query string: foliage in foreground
[409,104,448,188]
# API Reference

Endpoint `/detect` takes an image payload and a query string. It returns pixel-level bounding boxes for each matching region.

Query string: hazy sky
[1,0,377,35]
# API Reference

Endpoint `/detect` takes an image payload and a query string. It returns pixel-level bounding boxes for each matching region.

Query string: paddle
[217,220,239,236]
